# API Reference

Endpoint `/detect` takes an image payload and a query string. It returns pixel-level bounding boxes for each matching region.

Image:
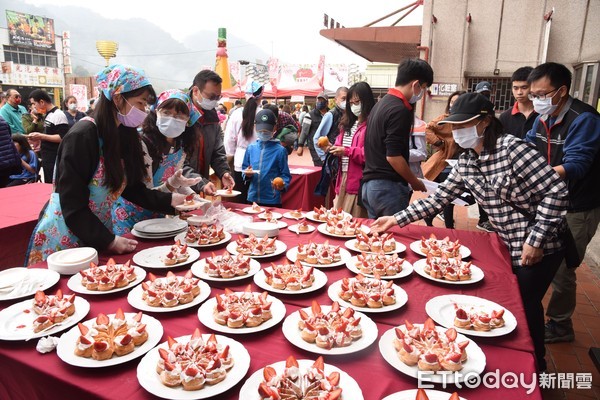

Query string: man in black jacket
[297,92,329,166]
[0,116,21,187]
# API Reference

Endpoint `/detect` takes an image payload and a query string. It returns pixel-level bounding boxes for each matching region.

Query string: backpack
[314,152,339,197]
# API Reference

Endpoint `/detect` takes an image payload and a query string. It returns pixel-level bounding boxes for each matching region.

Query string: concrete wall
[420,0,600,122]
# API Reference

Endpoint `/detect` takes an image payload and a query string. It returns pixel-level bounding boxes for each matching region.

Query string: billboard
[6,10,56,50]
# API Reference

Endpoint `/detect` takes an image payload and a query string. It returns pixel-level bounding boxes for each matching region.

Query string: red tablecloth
[0,203,542,400]
[281,165,324,211]
[0,183,52,270]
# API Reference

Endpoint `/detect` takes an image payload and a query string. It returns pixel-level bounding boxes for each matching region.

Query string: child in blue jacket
[242,109,291,206]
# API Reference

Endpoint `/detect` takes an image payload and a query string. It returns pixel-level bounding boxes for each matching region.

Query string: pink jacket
[334,120,366,195]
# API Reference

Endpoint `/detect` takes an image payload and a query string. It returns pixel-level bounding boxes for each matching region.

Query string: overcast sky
[25,0,423,65]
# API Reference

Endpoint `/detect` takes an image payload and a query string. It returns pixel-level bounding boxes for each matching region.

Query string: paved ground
[287,151,600,399]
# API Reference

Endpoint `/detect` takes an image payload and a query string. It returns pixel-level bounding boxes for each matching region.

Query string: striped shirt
[341,121,358,172]
[394,134,568,267]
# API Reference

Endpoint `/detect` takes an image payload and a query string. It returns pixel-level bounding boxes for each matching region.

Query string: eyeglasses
[12,94,21,99]
[528,87,560,101]
[202,92,222,102]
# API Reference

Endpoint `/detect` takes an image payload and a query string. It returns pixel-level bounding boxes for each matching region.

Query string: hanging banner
[69,84,88,112]
[6,10,56,49]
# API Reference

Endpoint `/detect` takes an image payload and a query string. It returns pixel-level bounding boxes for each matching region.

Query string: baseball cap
[475,81,491,93]
[255,109,277,131]
[438,93,494,124]
[316,92,328,100]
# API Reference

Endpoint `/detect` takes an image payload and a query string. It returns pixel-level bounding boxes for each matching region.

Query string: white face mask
[532,96,559,115]
[257,131,273,141]
[338,101,346,110]
[410,82,425,104]
[452,121,483,149]
[68,103,77,111]
[157,115,187,138]
[351,103,362,116]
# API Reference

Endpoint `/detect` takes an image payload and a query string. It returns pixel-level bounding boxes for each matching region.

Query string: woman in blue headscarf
[112,90,205,234]
[26,65,186,265]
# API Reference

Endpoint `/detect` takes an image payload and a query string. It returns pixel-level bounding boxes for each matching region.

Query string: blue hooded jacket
[242,139,291,205]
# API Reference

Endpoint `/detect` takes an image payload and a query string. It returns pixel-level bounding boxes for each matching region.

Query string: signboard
[6,10,56,50]
[62,31,72,74]
[430,83,459,97]
[0,63,63,87]
[69,84,88,112]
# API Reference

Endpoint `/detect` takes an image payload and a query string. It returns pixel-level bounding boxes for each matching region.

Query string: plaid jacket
[395,134,568,267]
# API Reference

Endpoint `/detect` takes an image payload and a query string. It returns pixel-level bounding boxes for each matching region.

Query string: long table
[281,165,324,211]
[0,203,542,399]
[0,183,52,270]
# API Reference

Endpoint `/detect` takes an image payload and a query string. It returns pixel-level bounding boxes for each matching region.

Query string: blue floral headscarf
[155,89,200,127]
[95,64,151,100]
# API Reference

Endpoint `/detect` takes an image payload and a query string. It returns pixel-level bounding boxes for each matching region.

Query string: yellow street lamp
[96,41,119,66]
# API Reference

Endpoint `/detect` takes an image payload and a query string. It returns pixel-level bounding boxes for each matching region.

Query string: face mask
[338,101,346,110]
[194,89,218,110]
[532,91,560,115]
[452,122,483,149]
[316,101,327,110]
[157,115,187,138]
[68,103,77,111]
[14,97,21,105]
[351,103,362,117]
[257,131,273,141]
[410,83,424,104]
[117,98,148,128]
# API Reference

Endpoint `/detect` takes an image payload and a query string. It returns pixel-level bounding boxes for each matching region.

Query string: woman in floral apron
[112,90,204,234]
[26,64,186,266]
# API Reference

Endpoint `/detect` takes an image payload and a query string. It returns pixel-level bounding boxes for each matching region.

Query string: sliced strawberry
[185,365,198,376]
[492,309,505,319]
[167,336,177,349]
[158,348,170,361]
[93,341,108,352]
[263,365,277,381]
[286,355,299,368]
[299,309,310,321]
[445,328,457,342]
[54,289,63,299]
[312,356,324,372]
[327,371,340,386]
[447,353,462,363]
[147,273,157,282]
[133,312,143,322]
[79,335,92,345]
[424,318,436,331]
[106,258,116,267]
[77,322,89,335]
[455,308,469,320]
[416,388,430,400]
[327,388,343,400]
[191,328,202,340]
[96,313,109,325]
[115,308,125,320]
[119,334,132,345]
[208,334,217,344]
[395,327,405,339]
[311,300,322,315]
[402,342,413,353]
[424,353,438,363]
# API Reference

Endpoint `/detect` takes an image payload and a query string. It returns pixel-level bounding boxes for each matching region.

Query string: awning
[319,26,422,63]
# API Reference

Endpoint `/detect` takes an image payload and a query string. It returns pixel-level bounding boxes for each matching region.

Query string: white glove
[108,236,138,254]
[167,169,202,189]
[171,193,186,207]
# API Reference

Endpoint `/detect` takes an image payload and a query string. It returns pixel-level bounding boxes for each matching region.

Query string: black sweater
[54,120,174,249]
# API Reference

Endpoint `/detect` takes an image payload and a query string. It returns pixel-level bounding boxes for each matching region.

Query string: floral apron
[26,137,124,266]
[111,148,183,235]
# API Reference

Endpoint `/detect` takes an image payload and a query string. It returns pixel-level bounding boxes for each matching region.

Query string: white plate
[241,206,264,214]
[174,231,232,248]
[0,296,90,341]
[131,228,187,240]
[345,256,413,279]
[412,259,484,285]
[226,240,287,259]
[66,266,146,295]
[133,246,201,269]
[197,294,286,334]
[345,239,407,255]
[283,211,306,220]
[215,189,242,198]
[288,224,316,234]
[317,223,370,238]
[378,325,486,384]
[409,240,471,259]
[134,218,188,234]
[281,305,378,355]
[305,210,352,223]
[260,220,288,229]
[127,280,211,313]
[253,268,328,294]
[382,389,467,400]
[239,359,364,400]
[191,258,261,282]
[137,333,250,400]
[257,211,283,220]
[56,312,163,368]
[327,279,408,313]
[175,199,208,212]
[286,246,351,269]
[0,268,60,301]
[425,294,517,337]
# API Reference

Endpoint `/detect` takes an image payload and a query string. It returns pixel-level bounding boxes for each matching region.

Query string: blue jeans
[361,179,411,218]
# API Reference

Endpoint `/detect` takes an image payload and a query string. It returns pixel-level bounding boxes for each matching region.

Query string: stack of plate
[47,247,98,275]
[131,218,188,239]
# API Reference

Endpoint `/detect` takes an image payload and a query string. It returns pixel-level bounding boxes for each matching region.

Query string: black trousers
[513,250,564,371]
[228,170,250,204]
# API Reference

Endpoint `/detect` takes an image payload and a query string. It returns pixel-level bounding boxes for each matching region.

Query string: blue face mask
[257,131,273,141]
[316,101,327,110]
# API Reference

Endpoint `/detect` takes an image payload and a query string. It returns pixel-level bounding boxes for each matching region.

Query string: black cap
[255,109,277,131]
[438,93,494,124]
[475,81,491,93]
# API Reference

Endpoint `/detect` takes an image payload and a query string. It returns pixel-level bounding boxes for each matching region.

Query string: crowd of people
[0,58,598,374]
